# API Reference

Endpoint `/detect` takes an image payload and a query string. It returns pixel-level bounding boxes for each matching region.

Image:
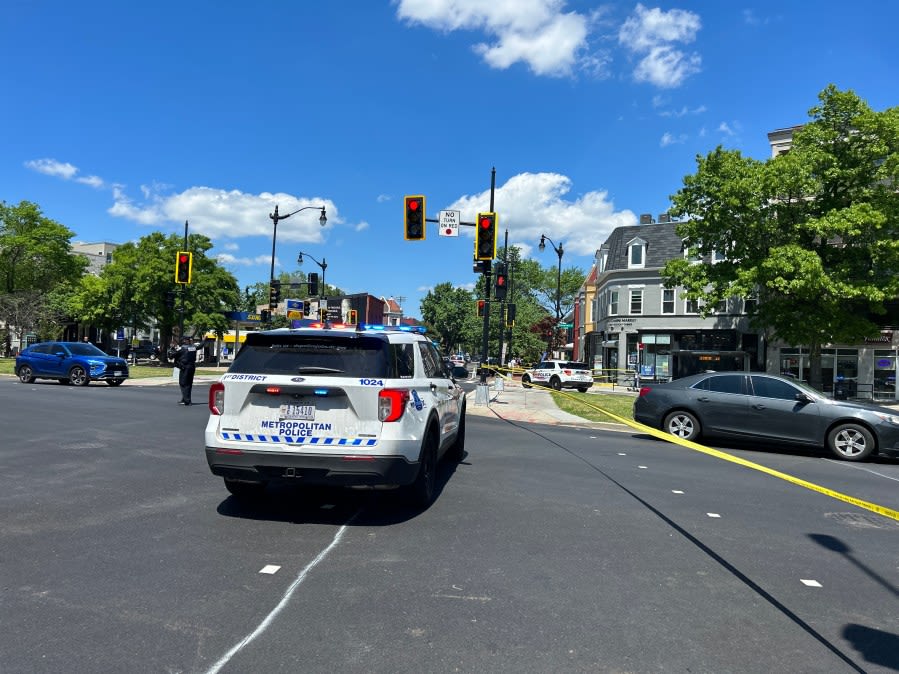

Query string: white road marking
[205,523,351,674]
[638,465,647,469]
[707,513,721,518]
[672,490,684,494]
[801,579,822,587]
[259,565,280,575]
[618,452,627,456]
[825,460,899,482]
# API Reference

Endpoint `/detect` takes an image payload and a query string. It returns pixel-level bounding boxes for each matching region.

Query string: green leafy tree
[73,232,240,356]
[665,85,899,389]
[420,282,479,353]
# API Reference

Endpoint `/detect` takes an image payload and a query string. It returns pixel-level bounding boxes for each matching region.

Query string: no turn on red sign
[438,210,460,237]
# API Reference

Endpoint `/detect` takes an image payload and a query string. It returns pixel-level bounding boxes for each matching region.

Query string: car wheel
[578,387,589,393]
[522,374,532,389]
[827,423,875,461]
[405,426,438,508]
[663,410,701,441]
[68,366,90,386]
[550,376,562,391]
[106,379,125,386]
[17,366,35,384]
[224,478,267,499]
[446,406,466,462]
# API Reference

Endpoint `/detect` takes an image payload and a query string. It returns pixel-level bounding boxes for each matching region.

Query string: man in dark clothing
[173,337,198,405]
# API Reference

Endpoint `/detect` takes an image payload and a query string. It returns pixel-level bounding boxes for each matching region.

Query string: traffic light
[304,303,311,317]
[506,303,516,327]
[348,309,358,324]
[476,299,486,318]
[260,309,270,323]
[308,272,319,296]
[404,195,426,241]
[473,259,490,274]
[175,251,193,284]
[319,307,328,322]
[475,212,497,261]
[164,290,176,309]
[494,262,508,301]
[269,280,281,309]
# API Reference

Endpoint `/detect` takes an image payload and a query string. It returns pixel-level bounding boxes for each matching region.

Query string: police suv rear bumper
[205,447,421,486]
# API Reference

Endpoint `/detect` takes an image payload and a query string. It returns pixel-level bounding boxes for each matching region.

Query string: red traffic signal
[404,195,426,241]
[494,262,508,300]
[175,251,193,284]
[476,299,486,318]
[475,212,497,261]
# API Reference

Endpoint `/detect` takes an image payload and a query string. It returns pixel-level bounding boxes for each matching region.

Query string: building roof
[600,222,682,271]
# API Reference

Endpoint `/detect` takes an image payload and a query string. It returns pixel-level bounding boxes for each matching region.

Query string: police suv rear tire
[550,376,562,391]
[521,374,532,389]
[405,427,438,507]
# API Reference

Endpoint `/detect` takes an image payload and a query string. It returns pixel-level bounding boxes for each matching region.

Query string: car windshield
[228,333,415,378]
[66,343,109,357]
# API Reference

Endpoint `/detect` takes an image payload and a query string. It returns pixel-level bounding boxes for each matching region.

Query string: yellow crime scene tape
[488,367,899,523]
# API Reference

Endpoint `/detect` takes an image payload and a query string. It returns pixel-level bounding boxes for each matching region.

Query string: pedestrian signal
[164,290,176,309]
[404,195,426,241]
[308,272,319,296]
[348,309,358,324]
[475,212,497,261]
[494,262,508,300]
[476,299,486,318]
[175,252,193,284]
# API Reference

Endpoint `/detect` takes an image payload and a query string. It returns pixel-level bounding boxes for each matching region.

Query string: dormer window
[599,249,609,272]
[626,237,646,269]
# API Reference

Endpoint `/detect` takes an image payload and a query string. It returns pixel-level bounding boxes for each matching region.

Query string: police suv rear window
[228,334,414,379]
[564,361,590,370]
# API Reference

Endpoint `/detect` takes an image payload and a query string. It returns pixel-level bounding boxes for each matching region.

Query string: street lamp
[538,234,564,324]
[268,204,327,284]
[297,251,327,299]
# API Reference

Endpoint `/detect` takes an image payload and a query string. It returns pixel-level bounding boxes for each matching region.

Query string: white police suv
[204,324,466,506]
[521,360,594,392]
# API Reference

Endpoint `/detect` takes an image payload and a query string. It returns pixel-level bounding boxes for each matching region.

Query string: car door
[25,343,55,375]
[689,374,750,436]
[748,375,823,445]
[417,341,458,444]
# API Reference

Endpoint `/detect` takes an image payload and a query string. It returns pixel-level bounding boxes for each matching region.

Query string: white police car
[204,324,466,506]
[521,360,594,392]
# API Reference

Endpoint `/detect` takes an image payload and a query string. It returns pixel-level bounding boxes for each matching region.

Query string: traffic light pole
[479,167,496,385]
[179,220,188,342]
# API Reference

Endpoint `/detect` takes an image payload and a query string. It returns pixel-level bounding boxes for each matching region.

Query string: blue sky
[3,1,897,319]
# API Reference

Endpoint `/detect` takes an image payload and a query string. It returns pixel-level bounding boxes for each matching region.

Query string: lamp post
[268,204,327,284]
[297,251,327,300]
[538,234,564,323]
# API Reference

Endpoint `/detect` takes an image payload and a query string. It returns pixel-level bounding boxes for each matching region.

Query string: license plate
[114,371,123,377]
[280,403,315,420]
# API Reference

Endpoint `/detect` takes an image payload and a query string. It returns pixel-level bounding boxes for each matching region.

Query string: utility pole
[179,220,188,342]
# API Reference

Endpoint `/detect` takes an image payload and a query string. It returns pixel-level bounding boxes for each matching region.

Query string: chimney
[659,213,670,223]
[639,213,653,224]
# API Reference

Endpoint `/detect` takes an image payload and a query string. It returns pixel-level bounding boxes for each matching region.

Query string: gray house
[582,218,762,383]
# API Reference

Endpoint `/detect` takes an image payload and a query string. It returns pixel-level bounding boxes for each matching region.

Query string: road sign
[438,210,460,237]
[558,322,573,329]
[286,298,304,311]
[287,310,303,319]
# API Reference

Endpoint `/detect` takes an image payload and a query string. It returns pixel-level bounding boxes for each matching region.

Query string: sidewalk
[465,377,630,428]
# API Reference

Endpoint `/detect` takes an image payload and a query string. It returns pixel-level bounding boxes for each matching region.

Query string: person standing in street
[173,337,198,405]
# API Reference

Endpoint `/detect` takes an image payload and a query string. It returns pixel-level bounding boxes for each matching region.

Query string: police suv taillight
[378,389,409,422]
[209,382,225,415]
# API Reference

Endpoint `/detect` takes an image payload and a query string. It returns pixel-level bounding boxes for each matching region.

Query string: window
[685,298,700,314]
[627,238,646,269]
[683,243,703,264]
[715,299,727,314]
[662,288,675,314]
[417,341,444,378]
[711,250,726,264]
[629,289,643,315]
[609,289,619,315]
[695,374,745,395]
[750,376,800,400]
[744,295,757,314]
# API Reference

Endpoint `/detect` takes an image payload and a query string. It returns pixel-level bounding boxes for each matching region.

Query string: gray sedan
[633,372,899,461]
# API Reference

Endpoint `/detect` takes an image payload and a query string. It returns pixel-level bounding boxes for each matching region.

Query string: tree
[420,283,479,353]
[665,85,899,389]
[0,200,88,294]
[72,232,240,357]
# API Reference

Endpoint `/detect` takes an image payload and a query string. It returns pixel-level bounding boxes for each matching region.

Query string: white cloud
[376,194,391,203]
[718,121,734,135]
[25,158,79,180]
[618,4,702,88]
[395,0,592,77]
[355,221,370,232]
[76,175,104,188]
[444,172,637,257]
[107,185,337,244]
[660,132,687,147]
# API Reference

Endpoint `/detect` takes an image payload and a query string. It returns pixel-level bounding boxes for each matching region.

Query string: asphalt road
[1,378,897,673]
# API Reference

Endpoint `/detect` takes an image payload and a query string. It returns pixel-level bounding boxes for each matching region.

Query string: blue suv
[16,341,130,386]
